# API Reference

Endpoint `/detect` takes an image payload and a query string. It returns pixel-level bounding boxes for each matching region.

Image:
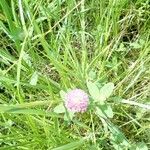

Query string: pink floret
[65,89,89,113]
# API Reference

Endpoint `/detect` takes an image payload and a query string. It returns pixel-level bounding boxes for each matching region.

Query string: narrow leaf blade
[51,139,84,150]
[30,71,38,86]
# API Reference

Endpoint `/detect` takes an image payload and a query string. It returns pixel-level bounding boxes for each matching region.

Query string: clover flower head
[65,89,89,113]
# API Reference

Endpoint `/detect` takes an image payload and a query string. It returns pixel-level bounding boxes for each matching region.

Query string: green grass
[0,0,150,149]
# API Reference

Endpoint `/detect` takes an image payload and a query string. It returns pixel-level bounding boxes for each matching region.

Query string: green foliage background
[0,0,150,149]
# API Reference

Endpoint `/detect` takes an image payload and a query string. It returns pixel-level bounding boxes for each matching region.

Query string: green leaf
[0,101,51,109]
[103,105,114,118]
[109,123,130,149]
[87,81,100,101]
[64,111,75,121]
[22,51,32,67]
[29,71,38,86]
[88,70,96,80]
[60,90,66,101]
[130,42,141,49]
[95,106,107,119]
[51,139,84,150]
[116,43,127,52]
[0,0,14,32]
[54,103,66,114]
[111,96,122,103]
[0,105,57,117]
[99,82,114,102]
[136,142,148,150]
[0,49,16,63]
[95,104,114,118]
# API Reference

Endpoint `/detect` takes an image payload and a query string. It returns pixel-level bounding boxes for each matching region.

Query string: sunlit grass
[0,0,150,149]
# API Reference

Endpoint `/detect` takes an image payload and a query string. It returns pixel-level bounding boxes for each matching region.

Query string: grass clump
[0,0,150,149]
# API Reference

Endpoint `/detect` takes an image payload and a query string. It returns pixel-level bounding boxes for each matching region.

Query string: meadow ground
[0,0,150,149]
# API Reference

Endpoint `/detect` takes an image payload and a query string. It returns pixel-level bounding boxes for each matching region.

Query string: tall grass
[0,0,150,149]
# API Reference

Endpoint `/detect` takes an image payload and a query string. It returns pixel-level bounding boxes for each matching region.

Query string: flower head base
[65,89,89,113]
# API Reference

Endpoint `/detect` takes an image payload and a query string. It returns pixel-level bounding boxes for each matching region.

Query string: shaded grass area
[0,0,150,149]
